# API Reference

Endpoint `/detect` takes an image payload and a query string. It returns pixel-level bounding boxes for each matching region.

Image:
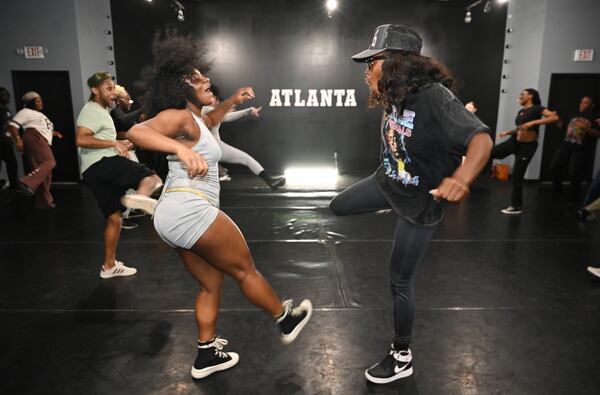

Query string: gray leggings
[218,140,264,175]
[329,173,436,349]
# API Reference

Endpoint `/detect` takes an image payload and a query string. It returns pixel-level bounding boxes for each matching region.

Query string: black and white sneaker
[276,299,312,344]
[365,346,413,384]
[191,337,239,379]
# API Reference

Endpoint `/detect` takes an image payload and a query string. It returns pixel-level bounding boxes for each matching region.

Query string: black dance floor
[1,175,599,394]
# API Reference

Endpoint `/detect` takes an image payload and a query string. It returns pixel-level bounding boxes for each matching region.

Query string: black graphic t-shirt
[515,105,545,133]
[563,110,599,150]
[375,83,489,226]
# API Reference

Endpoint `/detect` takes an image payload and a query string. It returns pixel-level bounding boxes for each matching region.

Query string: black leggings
[492,137,538,209]
[329,174,436,349]
[550,143,592,201]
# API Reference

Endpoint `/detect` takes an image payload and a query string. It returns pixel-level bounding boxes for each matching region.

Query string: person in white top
[7,91,63,208]
[204,84,286,190]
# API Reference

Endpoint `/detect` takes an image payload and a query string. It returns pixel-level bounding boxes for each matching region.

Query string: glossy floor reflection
[1,176,599,394]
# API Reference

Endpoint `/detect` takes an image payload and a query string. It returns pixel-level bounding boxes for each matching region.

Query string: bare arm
[521,108,560,129]
[201,87,256,128]
[431,132,493,202]
[127,109,208,177]
[7,125,23,152]
[76,126,128,156]
[126,109,190,154]
[578,120,600,138]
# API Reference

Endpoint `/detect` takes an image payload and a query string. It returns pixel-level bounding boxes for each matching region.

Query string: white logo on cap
[371,29,380,48]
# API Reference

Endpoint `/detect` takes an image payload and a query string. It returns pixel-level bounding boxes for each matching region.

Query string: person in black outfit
[492,88,559,214]
[111,85,142,137]
[0,87,19,192]
[329,24,492,384]
[550,96,600,202]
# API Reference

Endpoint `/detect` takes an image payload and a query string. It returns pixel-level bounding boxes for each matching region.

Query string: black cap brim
[351,49,385,62]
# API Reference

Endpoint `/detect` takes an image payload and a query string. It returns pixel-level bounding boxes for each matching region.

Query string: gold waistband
[164,187,214,206]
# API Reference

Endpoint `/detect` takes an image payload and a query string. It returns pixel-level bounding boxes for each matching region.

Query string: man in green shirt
[76,71,162,279]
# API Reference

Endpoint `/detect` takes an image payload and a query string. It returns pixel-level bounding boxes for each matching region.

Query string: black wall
[111,0,507,173]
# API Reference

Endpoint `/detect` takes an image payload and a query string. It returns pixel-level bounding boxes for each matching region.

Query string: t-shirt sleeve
[9,109,32,129]
[535,105,546,119]
[76,106,101,134]
[437,98,490,155]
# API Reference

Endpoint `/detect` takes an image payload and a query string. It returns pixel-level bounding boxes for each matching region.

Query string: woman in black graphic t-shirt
[329,24,492,384]
[492,88,559,214]
[550,96,600,202]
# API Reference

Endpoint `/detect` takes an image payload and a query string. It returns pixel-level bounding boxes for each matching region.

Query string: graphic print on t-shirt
[382,107,419,186]
[565,116,591,145]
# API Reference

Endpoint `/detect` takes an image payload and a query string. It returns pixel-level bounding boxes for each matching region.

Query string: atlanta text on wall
[269,89,357,107]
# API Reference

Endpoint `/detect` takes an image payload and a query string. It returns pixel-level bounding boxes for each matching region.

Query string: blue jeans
[329,174,436,348]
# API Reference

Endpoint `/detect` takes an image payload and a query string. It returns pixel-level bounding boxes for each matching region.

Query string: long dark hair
[141,30,212,118]
[524,88,541,106]
[371,50,457,113]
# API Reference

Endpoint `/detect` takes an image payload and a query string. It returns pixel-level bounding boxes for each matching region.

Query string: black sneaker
[365,346,413,384]
[17,181,34,197]
[191,337,239,379]
[267,176,286,190]
[276,299,312,344]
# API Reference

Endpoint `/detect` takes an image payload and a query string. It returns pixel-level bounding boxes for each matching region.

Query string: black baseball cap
[352,24,423,62]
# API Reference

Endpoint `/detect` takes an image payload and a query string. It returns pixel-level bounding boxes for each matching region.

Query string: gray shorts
[153,191,219,249]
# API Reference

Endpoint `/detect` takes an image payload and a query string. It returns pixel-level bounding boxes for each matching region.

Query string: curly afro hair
[370,50,457,114]
[141,29,212,118]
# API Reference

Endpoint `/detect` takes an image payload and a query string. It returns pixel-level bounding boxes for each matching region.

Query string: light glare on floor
[284,167,338,186]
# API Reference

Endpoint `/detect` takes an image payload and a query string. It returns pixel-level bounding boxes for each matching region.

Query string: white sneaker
[587,266,600,279]
[100,260,137,279]
[501,206,522,215]
[121,194,158,215]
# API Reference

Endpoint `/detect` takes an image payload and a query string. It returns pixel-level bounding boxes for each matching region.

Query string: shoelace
[282,299,304,318]
[210,336,229,358]
[389,348,412,363]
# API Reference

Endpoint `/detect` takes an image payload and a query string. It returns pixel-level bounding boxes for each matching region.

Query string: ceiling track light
[170,0,185,22]
[463,0,507,24]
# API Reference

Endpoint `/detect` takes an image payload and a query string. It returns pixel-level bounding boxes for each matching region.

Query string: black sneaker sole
[191,352,239,379]
[365,366,413,384]
[280,299,312,345]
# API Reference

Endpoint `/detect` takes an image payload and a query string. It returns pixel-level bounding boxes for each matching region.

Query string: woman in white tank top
[123,35,312,380]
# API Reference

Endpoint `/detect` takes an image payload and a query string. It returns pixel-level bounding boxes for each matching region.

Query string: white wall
[495,0,600,179]
[74,0,117,107]
[0,0,115,179]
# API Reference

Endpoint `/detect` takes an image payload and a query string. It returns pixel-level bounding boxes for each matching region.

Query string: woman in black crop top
[492,88,559,214]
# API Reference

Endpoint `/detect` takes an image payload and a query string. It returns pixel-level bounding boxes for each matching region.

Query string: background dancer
[329,24,492,384]
[492,88,559,214]
[550,96,600,203]
[204,84,285,189]
[76,71,163,278]
[7,91,63,209]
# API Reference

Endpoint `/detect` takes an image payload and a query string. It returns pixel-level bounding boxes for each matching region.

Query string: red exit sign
[574,49,594,62]
[24,46,45,59]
